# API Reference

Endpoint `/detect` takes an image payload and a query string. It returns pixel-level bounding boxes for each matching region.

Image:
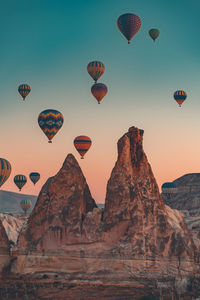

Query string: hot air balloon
[74,136,92,159]
[91,83,108,104]
[29,172,40,185]
[117,13,141,44]
[0,158,11,188]
[20,199,32,215]
[149,28,160,41]
[161,182,177,199]
[18,84,31,100]
[38,109,64,143]
[87,61,105,83]
[14,175,27,191]
[174,90,187,107]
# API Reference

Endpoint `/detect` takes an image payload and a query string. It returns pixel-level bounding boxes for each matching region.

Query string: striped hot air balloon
[38,109,64,143]
[174,90,187,107]
[20,199,32,215]
[29,172,40,185]
[18,84,31,100]
[0,158,11,188]
[87,61,105,83]
[14,175,27,191]
[117,13,141,44]
[74,136,92,159]
[91,83,108,104]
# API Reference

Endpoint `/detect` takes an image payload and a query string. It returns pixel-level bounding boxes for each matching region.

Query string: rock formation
[0,213,26,245]
[17,154,98,251]
[103,127,195,258]
[162,173,200,250]
[163,173,200,216]
[0,219,10,274]
[12,126,198,280]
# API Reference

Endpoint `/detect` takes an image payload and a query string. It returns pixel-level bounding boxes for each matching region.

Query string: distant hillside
[0,190,37,215]
[162,173,200,216]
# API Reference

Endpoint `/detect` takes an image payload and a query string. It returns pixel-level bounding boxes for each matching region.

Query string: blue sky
[0,0,200,202]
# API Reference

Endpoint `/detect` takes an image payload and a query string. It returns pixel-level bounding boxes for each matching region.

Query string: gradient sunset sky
[0,0,200,203]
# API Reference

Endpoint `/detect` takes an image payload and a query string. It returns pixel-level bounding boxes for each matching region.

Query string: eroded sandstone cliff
[0,219,10,275]
[12,126,198,280]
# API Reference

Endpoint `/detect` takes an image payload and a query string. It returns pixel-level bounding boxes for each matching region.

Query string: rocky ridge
[10,126,198,281]
[162,173,200,250]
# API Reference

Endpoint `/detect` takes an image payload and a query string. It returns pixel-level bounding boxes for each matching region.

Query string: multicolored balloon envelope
[38,109,64,143]
[14,175,27,191]
[174,90,187,107]
[20,199,32,215]
[18,84,31,100]
[117,13,141,44]
[74,136,92,159]
[87,61,105,83]
[0,158,11,188]
[91,83,108,104]
[149,28,160,41]
[29,172,40,185]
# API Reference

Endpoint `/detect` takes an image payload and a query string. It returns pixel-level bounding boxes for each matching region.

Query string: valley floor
[0,277,200,300]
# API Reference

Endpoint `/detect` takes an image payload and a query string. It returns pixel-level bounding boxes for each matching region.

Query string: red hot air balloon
[117,13,141,44]
[91,83,108,104]
[74,136,92,159]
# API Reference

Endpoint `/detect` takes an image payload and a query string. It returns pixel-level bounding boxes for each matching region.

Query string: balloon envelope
[91,83,108,104]
[174,90,187,107]
[0,158,11,188]
[38,109,64,143]
[29,172,40,185]
[74,136,92,159]
[18,84,31,100]
[149,28,160,41]
[87,61,105,83]
[20,199,32,215]
[14,175,27,191]
[117,13,141,43]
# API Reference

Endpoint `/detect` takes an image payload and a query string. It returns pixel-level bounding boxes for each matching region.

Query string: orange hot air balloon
[74,136,92,159]
[87,61,105,83]
[91,83,108,104]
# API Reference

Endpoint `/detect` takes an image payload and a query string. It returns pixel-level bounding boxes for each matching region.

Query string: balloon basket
[48,141,52,143]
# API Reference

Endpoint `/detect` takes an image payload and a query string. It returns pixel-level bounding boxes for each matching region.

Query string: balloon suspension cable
[19,189,21,192]
[48,140,52,143]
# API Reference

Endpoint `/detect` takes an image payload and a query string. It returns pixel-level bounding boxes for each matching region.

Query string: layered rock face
[0,213,26,245]
[103,127,195,258]
[17,154,97,251]
[12,127,198,279]
[0,219,10,274]
[163,173,200,216]
[162,173,200,250]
